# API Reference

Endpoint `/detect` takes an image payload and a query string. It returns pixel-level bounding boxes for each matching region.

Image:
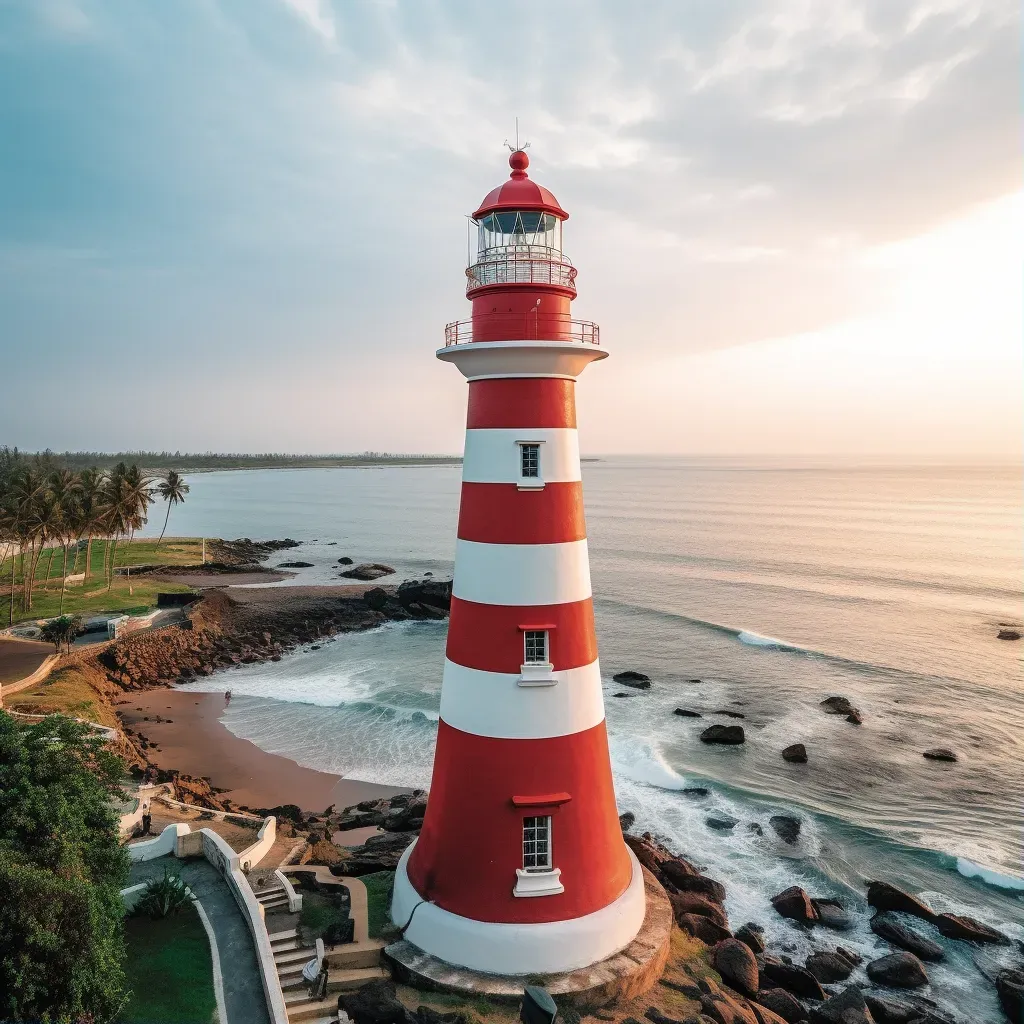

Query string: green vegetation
[122,903,216,1024]
[298,890,350,938]
[361,870,396,939]
[40,614,84,654]
[133,868,193,920]
[18,448,462,472]
[0,712,130,1023]
[6,663,120,728]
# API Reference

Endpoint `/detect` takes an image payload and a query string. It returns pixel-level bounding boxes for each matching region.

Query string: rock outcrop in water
[613,669,652,689]
[338,562,395,580]
[700,724,745,744]
[782,742,808,763]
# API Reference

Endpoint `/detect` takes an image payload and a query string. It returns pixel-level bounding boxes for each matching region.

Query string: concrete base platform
[383,867,672,1007]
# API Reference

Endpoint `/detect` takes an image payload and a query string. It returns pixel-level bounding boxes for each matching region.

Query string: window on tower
[524,630,549,665]
[520,443,540,479]
[522,816,552,872]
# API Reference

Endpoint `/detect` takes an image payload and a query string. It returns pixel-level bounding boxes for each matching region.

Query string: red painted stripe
[511,792,572,807]
[408,718,632,924]
[446,596,596,673]
[467,378,577,429]
[457,482,585,545]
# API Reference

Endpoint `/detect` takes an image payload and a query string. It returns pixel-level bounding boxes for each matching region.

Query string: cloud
[0,0,1018,452]
[279,0,336,42]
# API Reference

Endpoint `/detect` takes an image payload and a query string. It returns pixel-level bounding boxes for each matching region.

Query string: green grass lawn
[361,870,396,939]
[1,538,201,625]
[121,903,217,1024]
[297,890,350,939]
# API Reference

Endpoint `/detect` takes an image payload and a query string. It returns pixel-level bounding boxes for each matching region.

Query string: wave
[957,858,1024,893]
[596,596,987,688]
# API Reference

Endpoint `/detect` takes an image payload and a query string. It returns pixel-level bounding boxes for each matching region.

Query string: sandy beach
[119,689,405,811]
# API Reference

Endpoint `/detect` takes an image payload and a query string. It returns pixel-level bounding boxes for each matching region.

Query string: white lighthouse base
[391,841,646,976]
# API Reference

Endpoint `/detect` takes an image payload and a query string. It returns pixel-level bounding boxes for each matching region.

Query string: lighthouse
[391,148,645,976]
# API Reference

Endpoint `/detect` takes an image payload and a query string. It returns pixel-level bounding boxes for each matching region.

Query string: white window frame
[516,440,544,490]
[523,629,548,666]
[514,815,564,897]
[518,627,555,686]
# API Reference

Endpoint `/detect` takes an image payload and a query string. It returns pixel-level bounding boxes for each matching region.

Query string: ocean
[142,458,1024,1019]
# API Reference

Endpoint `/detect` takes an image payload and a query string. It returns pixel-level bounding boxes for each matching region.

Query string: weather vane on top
[505,117,530,153]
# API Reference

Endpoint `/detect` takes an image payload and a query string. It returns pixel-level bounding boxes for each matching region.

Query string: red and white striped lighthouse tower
[391,148,645,975]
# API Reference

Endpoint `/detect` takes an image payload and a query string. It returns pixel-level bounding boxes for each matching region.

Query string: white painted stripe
[439,658,605,739]
[462,428,581,485]
[392,842,645,975]
[452,539,592,606]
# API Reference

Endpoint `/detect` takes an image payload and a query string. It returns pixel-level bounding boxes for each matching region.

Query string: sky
[0,0,1020,457]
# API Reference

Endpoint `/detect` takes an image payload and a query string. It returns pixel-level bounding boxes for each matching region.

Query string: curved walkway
[130,856,271,1024]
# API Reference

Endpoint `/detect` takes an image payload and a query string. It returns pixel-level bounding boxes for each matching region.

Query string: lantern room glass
[476,211,562,257]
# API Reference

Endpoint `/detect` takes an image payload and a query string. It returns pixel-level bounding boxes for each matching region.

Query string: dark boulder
[363,587,388,611]
[397,578,452,611]
[865,952,929,988]
[613,670,652,689]
[715,937,761,996]
[835,946,862,967]
[922,748,958,762]
[338,979,408,1024]
[996,967,1024,1022]
[865,881,935,922]
[416,1007,473,1024]
[771,886,819,925]
[762,957,827,1001]
[684,787,711,797]
[782,744,808,764]
[735,923,766,956]
[624,832,672,875]
[870,913,945,961]
[846,710,863,725]
[619,811,636,832]
[339,563,396,581]
[276,560,314,568]
[670,872,727,903]
[863,994,920,1024]
[755,988,807,1023]
[811,899,851,931]
[674,707,703,718]
[701,724,745,745]
[997,629,1021,640]
[820,696,857,716]
[805,951,854,983]
[670,891,729,928]
[660,854,702,884]
[769,815,802,845]
[934,912,1009,944]
[807,987,872,1023]
[337,556,354,564]
[676,912,732,944]
[707,815,740,831]
[713,709,746,719]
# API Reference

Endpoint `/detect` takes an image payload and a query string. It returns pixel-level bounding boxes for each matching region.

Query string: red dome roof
[472,151,569,221]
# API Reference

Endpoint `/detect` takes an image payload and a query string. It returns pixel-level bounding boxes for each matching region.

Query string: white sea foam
[737,629,789,648]
[956,858,1024,892]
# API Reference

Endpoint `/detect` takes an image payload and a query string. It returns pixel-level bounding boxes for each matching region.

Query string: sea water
[151,458,1024,1019]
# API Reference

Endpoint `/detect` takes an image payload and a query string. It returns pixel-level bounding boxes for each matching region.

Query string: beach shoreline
[119,689,407,811]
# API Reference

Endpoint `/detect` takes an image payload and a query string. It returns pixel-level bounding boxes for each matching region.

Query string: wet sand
[119,690,404,811]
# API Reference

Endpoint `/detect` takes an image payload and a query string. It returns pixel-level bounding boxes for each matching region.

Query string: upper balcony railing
[466,246,577,296]
[444,313,600,347]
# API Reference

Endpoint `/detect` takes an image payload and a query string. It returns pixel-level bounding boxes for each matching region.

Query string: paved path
[0,637,54,689]
[130,856,272,1024]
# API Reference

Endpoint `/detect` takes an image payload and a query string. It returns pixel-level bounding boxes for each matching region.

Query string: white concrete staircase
[265,871,388,1024]
[254,879,291,914]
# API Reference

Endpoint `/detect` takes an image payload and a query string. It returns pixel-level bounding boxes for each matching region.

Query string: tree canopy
[0,712,130,1023]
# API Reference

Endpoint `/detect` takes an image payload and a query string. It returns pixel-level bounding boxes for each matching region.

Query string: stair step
[284,995,339,1022]
[260,895,290,909]
[324,944,384,970]
[271,938,300,953]
[274,945,317,967]
[326,966,388,992]
[256,884,286,896]
[268,927,298,942]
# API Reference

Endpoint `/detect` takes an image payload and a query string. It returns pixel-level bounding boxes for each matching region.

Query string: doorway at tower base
[388,843,670,993]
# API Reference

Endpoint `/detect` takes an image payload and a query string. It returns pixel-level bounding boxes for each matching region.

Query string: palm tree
[9,468,46,611]
[71,467,105,581]
[49,469,84,616]
[155,471,189,547]
[103,463,152,593]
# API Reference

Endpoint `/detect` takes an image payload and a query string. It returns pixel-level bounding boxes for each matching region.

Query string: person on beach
[141,803,151,835]
[225,690,232,703]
